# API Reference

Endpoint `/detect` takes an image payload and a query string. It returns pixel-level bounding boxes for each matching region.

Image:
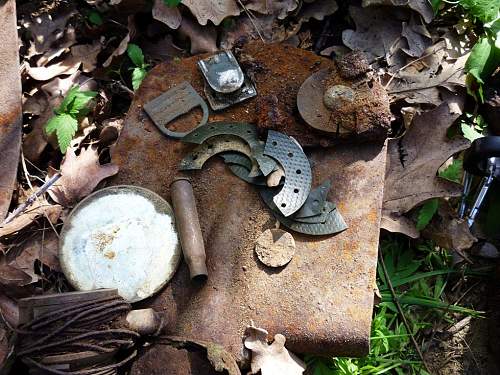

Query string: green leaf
[431,0,442,14]
[56,86,97,116]
[45,113,78,153]
[439,159,463,183]
[163,0,181,7]
[127,43,145,67]
[461,122,483,141]
[88,10,103,26]
[131,67,147,91]
[465,37,492,83]
[416,199,439,231]
[459,0,500,23]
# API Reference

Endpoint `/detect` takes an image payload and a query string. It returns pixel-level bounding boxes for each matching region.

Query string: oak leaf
[181,0,240,26]
[382,103,470,235]
[47,147,119,207]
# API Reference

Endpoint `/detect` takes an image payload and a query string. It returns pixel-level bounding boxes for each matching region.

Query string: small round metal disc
[297,69,350,134]
[59,186,181,302]
[255,229,295,268]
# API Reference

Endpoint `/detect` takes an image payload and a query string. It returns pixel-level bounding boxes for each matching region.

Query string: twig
[236,0,265,42]
[378,249,433,374]
[2,173,61,226]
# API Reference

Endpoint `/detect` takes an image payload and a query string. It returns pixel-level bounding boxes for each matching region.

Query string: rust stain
[111,42,387,372]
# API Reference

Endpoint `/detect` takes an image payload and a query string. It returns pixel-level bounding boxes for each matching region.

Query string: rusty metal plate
[264,131,312,217]
[179,135,260,176]
[143,81,209,139]
[182,122,276,176]
[0,0,22,219]
[111,42,387,372]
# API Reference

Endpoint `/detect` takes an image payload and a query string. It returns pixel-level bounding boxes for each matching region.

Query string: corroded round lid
[60,185,181,302]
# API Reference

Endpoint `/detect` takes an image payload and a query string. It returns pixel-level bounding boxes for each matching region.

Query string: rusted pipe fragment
[170,177,208,281]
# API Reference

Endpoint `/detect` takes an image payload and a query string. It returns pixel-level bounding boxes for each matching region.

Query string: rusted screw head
[323,85,355,111]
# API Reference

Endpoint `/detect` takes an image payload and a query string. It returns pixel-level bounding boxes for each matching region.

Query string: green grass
[306,237,485,375]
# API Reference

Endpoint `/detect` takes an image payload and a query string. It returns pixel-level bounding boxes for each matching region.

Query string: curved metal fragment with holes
[182,122,276,176]
[294,179,332,218]
[263,131,312,217]
[179,135,259,175]
[228,164,267,186]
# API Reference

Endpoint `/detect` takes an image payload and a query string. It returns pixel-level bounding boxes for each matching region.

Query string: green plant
[88,10,103,26]
[163,0,181,7]
[45,86,97,153]
[127,44,148,91]
[415,199,439,231]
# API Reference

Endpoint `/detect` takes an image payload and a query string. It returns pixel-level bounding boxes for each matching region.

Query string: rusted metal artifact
[143,81,209,139]
[170,177,208,280]
[198,51,257,110]
[111,42,387,369]
[263,131,312,217]
[0,0,22,219]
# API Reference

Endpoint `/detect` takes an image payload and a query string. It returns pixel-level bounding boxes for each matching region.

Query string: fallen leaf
[342,6,404,65]
[26,55,81,81]
[153,0,182,29]
[246,0,299,20]
[383,103,470,216]
[20,8,76,56]
[422,201,477,251]
[400,16,431,58]
[0,196,62,238]
[47,146,119,207]
[35,26,77,67]
[103,16,135,67]
[9,232,61,284]
[178,17,218,55]
[181,0,240,26]
[298,0,338,22]
[220,15,275,49]
[381,211,419,238]
[0,264,32,288]
[361,0,434,23]
[156,336,241,375]
[41,71,97,100]
[70,40,103,73]
[142,35,184,62]
[244,325,305,375]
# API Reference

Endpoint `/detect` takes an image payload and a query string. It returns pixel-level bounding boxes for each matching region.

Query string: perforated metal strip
[263,131,312,217]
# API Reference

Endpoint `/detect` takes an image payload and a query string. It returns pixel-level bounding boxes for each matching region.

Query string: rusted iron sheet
[111,42,386,371]
[0,0,22,219]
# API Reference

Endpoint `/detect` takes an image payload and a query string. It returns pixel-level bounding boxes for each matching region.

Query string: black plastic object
[463,136,500,176]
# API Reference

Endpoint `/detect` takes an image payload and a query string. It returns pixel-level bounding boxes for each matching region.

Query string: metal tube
[170,177,208,280]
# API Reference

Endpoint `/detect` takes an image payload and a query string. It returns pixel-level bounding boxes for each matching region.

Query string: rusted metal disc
[297,69,350,134]
[255,229,295,268]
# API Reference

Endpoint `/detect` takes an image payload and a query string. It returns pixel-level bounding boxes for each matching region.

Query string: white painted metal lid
[60,185,181,302]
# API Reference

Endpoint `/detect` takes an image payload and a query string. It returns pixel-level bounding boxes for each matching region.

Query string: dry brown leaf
[220,15,275,49]
[298,0,338,22]
[153,0,182,29]
[41,71,96,100]
[70,40,103,73]
[0,196,61,238]
[361,0,434,23]
[422,202,476,251]
[178,17,218,55]
[142,35,184,62]
[103,15,135,67]
[244,325,305,375]
[380,212,419,238]
[342,6,404,64]
[9,232,61,285]
[383,103,469,216]
[36,26,77,67]
[26,55,81,81]
[47,147,119,207]
[181,0,240,26]
[20,8,76,57]
[246,0,299,19]
[0,264,32,288]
